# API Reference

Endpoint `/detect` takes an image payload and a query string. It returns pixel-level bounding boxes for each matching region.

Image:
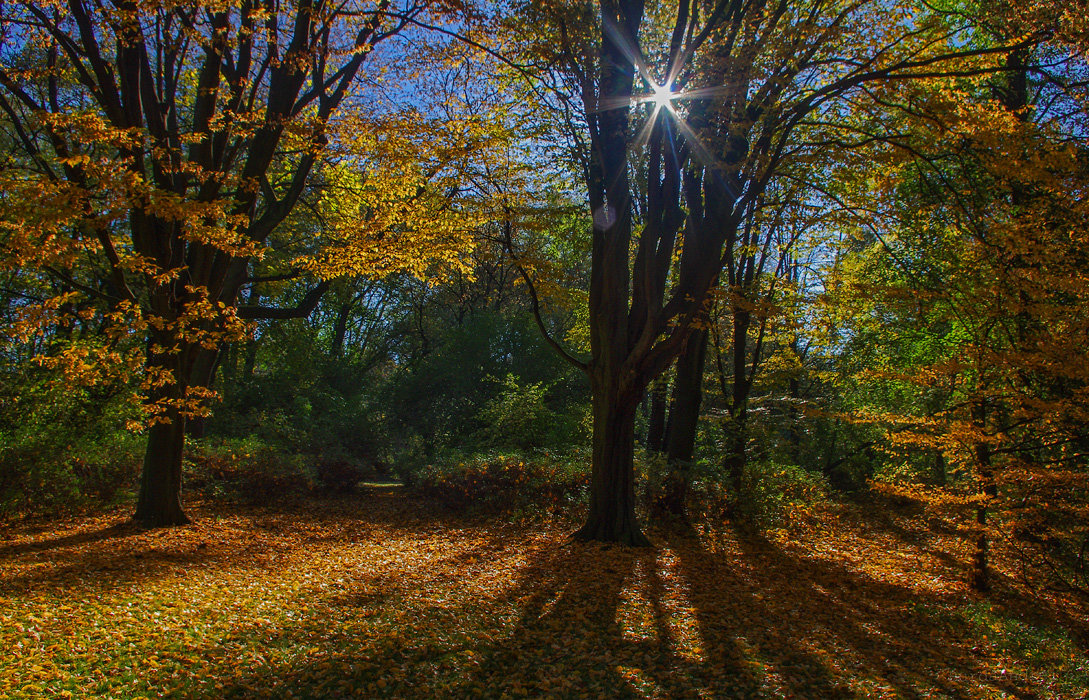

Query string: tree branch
[237,280,330,320]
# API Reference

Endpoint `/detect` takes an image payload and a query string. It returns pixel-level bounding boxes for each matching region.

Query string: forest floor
[1,485,1086,699]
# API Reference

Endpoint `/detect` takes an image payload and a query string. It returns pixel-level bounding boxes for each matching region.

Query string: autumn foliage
[1,0,1089,695]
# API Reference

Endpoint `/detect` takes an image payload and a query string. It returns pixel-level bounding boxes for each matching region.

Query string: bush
[211,354,384,471]
[381,311,589,463]
[0,435,142,517]
[414,448,590,517]
[0,373,143,518]
[185,437,314,502]
[315,457,369,493]
[689,460,829,532]
[472,374,575,451]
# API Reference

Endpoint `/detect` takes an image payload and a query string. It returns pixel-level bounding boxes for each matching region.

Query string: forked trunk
[134,410,189,527]
[575,380,650,546]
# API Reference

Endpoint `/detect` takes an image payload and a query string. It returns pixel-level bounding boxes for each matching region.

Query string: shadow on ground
[4,488,1085,698]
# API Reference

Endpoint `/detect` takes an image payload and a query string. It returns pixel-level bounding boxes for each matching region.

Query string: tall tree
[0,0,471,525]
[831,1,1089,589]
[511,0,1025,543]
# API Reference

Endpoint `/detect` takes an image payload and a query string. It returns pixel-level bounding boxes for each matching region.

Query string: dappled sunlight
[2,489,1084,697]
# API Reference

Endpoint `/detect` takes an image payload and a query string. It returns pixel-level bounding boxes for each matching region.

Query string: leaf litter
[0,489,1086,698]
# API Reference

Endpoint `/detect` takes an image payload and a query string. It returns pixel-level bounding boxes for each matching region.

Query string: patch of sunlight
[615,665,664,697]
[655,549,706,663]
[616,556,660,646]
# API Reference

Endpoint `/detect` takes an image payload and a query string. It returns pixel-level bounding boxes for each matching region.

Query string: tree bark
[645,374,669,451]
[185,347,221,439]
[134,407,189,527]
[575,377,650,546]
[331,302,352,359]
[654,328,709,520]
[971,401,996,591]
[727,308,752,490]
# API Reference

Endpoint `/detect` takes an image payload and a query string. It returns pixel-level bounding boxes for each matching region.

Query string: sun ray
[632,103,665,151]
[590,16,740,201]
[601,15,659,98]
[669,114,740,199]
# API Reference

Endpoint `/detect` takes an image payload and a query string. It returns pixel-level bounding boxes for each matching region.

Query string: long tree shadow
[0,521,141,557]
[445,531,762,698]
[17,492,1084,698]
[0,487,535,602]
[831,495,1089,655]
[666,523,1044,698]
[201,532,676,698]
[463,540,649,697]
[0,496,393,595]
[173,521,564,698]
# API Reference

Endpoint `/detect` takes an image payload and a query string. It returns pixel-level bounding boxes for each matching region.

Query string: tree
[509,0,1025,543]
[831,3,1089,589]
[0,0,475,525]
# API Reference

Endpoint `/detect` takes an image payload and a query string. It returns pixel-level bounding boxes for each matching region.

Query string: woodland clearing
[1,485,1085,699]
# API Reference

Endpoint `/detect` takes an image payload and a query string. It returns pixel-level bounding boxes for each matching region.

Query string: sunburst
[595,14,741,189]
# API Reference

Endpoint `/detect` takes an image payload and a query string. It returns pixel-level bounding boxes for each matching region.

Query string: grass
[0,486,1085,698]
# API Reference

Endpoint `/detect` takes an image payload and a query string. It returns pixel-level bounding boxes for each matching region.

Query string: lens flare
[652,82,674,108]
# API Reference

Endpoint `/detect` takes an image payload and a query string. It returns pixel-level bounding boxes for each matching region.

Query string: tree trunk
[933,449,947,486]
[134,407,189,527]
[242,287,261,378]
[971,401,996,592]
[133,326,198,527]
[654,328,709,521]
[645,374,669,452]
[575,378,650,546]
[221,343,238,383]
[185,347,220,439]
[727,308,752,491]
[331,302,351,358]
[727,417,747,488]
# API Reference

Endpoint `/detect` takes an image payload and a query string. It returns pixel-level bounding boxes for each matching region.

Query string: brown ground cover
[1,486,1085,698]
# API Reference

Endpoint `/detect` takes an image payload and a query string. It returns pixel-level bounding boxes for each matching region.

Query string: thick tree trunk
[134,408,189,527]
[575,379,650,546]
[134,329,197,527]
[654,329,709,521]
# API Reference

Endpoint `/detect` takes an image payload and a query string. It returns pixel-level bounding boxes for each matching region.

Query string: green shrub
[689,461,829,532]
[0,436,143,517]
[211,357,383,470]
[0,374,142,517]
[473,375,555,450]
